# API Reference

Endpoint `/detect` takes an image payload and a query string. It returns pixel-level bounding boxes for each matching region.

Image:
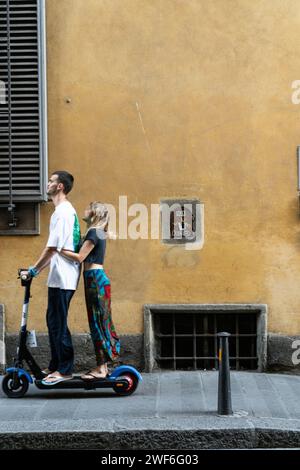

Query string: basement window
[144,304,267,372]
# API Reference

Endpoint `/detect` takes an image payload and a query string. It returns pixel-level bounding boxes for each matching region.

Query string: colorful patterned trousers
[83,269,120,365]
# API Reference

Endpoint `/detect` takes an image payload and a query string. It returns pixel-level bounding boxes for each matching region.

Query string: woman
[61,201,120,379]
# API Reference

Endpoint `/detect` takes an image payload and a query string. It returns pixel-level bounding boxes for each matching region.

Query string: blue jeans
[46,287,75,375]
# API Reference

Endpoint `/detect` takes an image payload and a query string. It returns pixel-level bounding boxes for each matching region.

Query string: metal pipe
[217,332,233,415]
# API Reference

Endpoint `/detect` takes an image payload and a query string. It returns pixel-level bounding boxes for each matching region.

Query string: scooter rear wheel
[2,372,29,398]
[113,373,139,396]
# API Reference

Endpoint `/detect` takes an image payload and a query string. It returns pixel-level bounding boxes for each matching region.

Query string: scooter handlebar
[18,269,32,282]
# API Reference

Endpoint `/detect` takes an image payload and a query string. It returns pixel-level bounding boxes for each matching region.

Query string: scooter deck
[35,375,128,390]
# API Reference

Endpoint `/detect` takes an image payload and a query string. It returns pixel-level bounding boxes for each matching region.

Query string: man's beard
[47,187,59,196]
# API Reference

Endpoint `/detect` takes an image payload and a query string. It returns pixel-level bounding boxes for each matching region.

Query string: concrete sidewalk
[0,371,300,449]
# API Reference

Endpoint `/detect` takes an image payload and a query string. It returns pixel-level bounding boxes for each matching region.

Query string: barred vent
[154,312,258,371]
[0,0,47,201]
[144,305,268,372]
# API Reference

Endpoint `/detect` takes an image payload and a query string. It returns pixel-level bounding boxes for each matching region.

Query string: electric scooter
[1,270,142,398]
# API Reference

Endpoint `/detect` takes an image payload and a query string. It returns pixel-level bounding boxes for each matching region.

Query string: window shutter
[0,0,47,202]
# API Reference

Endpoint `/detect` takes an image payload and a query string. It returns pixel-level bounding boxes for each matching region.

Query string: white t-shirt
[46,200,81,290]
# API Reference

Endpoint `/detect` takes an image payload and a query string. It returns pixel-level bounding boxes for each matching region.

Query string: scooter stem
[18,269,32,329]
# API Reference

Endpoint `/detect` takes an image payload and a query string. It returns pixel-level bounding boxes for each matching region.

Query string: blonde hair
[85,201,109,235]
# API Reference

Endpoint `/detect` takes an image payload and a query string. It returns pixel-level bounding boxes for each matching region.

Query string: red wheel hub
[123,374,134,391]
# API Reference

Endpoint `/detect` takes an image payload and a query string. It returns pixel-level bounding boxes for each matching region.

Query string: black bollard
[217,332,233,415]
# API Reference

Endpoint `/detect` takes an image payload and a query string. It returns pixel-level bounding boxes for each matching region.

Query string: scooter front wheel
[2,372,29,398]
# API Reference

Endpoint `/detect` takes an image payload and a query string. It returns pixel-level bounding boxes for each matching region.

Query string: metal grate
[154,312,258,371]
[160,199,200,244]
[0,0,47,202]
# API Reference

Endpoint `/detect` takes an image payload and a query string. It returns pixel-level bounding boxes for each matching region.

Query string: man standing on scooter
[23,171,81,384]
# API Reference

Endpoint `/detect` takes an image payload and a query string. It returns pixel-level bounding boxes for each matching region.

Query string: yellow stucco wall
[1,0,300,335]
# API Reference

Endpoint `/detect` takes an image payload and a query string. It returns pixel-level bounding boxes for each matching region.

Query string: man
[25,171,81,384]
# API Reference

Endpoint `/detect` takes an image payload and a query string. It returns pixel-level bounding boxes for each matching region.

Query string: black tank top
[83,228,106,264]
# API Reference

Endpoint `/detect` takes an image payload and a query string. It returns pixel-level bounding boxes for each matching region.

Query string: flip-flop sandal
[41,374,73,386]
[42,368,54,375]
[80,371,107,381]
